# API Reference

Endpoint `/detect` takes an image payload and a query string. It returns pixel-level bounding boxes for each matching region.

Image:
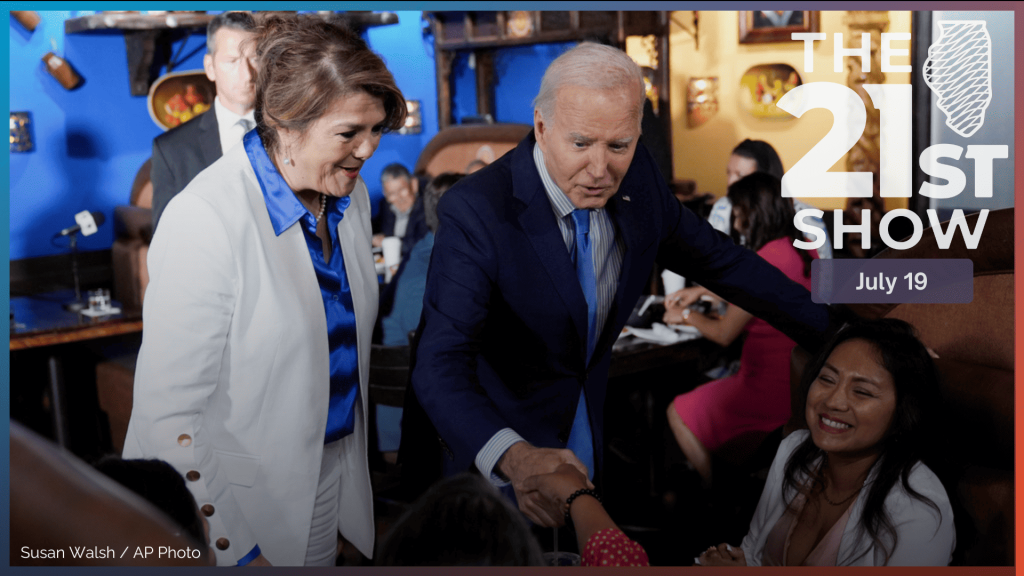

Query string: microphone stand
[62,231,85,312]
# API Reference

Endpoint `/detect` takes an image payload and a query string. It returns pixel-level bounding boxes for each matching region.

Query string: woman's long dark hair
[727,172,812,278]
[732,139,785,180]
[782,318,942,564]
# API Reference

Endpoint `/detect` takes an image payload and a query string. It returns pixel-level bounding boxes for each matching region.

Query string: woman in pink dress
[663,172,816,484]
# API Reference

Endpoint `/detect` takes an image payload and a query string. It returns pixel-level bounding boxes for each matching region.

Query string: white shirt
[741,430,955,566]
[214,96,256,157]
[391,203,412,239]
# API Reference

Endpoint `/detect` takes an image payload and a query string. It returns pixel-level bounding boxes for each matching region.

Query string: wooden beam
[474,50,495,120]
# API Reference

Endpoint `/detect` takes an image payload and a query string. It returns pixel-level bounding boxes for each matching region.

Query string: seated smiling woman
[698,319,955,567]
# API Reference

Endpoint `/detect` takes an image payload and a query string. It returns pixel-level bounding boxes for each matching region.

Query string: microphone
[58,210,105,237]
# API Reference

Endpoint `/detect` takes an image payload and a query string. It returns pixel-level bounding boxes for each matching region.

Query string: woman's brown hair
[247,14,406,157]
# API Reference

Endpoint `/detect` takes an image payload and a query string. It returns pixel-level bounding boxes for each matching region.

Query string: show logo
[780,24,1007,252]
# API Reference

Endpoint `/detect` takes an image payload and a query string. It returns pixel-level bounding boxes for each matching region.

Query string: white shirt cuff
[476,428,525,487]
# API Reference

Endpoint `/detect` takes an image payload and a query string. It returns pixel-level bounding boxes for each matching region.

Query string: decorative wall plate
[739,63,801,120]
[147,70,216,131]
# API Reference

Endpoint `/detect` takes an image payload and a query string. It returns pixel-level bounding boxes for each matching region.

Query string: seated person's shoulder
[779,429,810,454]
[882,461,953,530]
[902,462,952,507]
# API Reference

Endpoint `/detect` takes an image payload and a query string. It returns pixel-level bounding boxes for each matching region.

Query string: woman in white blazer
[123,15,406,566]
[699,319,955,567]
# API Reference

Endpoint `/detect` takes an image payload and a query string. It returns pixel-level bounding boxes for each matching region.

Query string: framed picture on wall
[738,11,820,44]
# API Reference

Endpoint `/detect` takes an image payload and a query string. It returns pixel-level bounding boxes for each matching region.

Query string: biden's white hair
[533,42,645,131]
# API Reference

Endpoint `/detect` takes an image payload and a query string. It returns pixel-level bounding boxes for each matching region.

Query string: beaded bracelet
[564,488,602,527]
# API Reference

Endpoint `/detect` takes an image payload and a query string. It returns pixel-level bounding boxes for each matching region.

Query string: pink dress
[672,237,816,451]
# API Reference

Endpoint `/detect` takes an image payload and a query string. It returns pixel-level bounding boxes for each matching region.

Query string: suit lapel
[199,106,223,165]
[511,136,590,356]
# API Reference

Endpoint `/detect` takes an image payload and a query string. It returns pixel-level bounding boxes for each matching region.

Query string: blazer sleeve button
[215,538,230,550]
[201,504,215,517]
[186,470,201,482]
[177,434,192,447]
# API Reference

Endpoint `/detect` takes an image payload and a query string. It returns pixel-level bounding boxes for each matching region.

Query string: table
[611,333,723,379]
[10,290,142,447]
[606,332,726,508]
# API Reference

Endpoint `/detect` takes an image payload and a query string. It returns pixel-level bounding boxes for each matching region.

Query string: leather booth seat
[99,160,152,454]
[413,123,531,177]
[111,159,154,315]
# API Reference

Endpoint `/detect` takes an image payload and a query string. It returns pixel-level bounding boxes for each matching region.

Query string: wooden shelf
[65,12,212,34]
[65,11,398,35]
[64,11,399,95]
[428,11,664,50]
[425,9,673,153]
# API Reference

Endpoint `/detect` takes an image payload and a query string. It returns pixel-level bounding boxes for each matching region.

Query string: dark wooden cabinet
[425,10,672,145]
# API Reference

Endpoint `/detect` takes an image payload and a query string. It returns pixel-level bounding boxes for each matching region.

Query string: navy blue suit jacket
[405,132,835,484]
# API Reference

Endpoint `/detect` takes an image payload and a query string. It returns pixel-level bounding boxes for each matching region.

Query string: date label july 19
[811,259,973,304]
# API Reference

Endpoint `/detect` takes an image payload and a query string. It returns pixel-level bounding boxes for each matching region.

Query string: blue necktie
[566,209,596,481]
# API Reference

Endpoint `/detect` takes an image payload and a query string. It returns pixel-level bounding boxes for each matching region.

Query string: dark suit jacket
[403,132,839,490]
[151,107,222,230]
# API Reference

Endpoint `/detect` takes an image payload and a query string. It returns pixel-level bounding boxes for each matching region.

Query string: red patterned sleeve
[582,528,650,567]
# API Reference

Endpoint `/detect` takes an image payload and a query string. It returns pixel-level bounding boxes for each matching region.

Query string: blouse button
[177,434,192,447]
[186,470,201,482]
[201,504,215,517]
[216,538,230,550]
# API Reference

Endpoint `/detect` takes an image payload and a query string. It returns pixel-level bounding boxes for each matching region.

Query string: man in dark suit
[151,12,256,230]
[405,43,841,526]
[372,163,429,259]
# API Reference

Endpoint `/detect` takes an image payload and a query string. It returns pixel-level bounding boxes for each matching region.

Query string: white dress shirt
[391,203,412,239]
[214,96,256,156]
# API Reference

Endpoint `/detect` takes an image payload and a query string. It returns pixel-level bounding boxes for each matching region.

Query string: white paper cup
[661,270,686,294]
[382,236,402,282]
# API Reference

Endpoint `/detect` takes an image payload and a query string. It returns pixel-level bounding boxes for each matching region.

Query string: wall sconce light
[641,66,659,115]
[399,100,422,135]
[10,112,34,152]
[686,77,719,128]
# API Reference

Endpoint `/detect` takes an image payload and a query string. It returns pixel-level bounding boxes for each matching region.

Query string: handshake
[498,442,595,528]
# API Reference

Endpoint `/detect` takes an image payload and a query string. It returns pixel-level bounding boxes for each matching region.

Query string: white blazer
[123,143,378,566]
[741,430,955,566]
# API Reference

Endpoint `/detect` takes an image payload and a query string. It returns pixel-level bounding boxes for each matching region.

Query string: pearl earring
[283,158,292,166]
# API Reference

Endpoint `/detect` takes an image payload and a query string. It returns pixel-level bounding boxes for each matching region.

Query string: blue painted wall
[9,11,438,261]
[9,11,571,261]
[450,41,574,125]
[362,12,437,211]
[10,10,174,260]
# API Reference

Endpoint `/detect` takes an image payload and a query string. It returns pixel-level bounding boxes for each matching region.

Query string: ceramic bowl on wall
[147,70,216,131]
[739,63,801,120]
